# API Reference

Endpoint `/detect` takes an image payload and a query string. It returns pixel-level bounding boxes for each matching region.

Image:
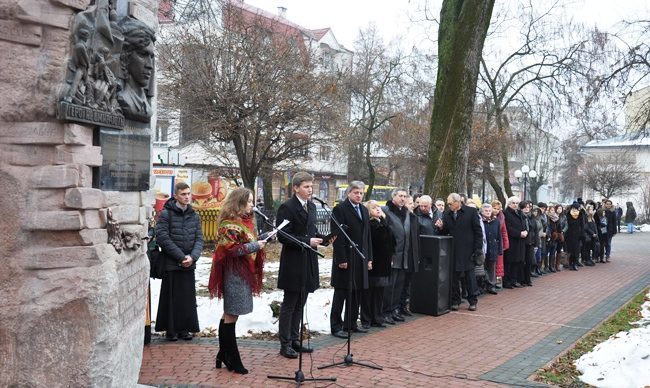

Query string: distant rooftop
[582,134,650,148]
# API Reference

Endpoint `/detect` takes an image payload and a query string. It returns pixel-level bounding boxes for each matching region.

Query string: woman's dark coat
[503,206,526,264]
[482,217,502,262]
[368,217,394,279]
[156,198,204,271]
[565,213,584,256]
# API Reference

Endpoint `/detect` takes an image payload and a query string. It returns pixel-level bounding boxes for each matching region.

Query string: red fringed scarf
[208,215,265,299]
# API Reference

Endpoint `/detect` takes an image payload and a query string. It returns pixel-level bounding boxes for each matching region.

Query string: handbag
[148,214,171,279]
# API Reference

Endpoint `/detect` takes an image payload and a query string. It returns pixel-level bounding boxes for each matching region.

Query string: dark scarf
[386,200,407,222]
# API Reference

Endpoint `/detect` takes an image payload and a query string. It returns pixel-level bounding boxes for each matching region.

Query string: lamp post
[514,165,537,201]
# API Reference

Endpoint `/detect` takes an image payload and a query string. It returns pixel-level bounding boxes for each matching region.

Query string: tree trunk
[364,129,376,201]
[496,112,514,198]
[484,167,506,204]
[260,165,275,211]
[424,0,495,199]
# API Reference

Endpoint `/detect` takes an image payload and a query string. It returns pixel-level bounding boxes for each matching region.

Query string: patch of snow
[150,256,335,337]
[575,289,650,387]
[639,224,650,233]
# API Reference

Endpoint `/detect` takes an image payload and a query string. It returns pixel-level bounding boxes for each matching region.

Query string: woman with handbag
[208,187,267,375]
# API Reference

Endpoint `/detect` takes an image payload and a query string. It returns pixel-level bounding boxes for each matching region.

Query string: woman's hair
[554,204,564,213]
[506,196,519,206]
[217,187,253,224]
[365,200,383,218]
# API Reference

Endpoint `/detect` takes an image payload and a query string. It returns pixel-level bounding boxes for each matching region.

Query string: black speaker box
[409,235,453,316]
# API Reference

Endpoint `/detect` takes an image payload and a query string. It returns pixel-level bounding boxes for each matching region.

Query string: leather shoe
[179,331,192,341]
[503,284,514,289]
[513,283,523,288]
[292,341,313,353]
[392,312,405,322]
[332,330,348,339]
[352,326,368,333]
[383,316,395,325]
[370,322,386,328]
[400,308,413,316]
[486,288,498,295]
[165,332,178,341]
[450,304,459,311]
[280,346,298,359]
[468,304,477,311]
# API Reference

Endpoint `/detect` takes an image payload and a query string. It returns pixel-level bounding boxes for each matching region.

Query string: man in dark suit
[330,181,373,338]
[276,172,327,358]
[435,193,483,311]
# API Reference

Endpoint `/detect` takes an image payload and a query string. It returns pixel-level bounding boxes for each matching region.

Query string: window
[319,145,331,161]
[155,119,169,144]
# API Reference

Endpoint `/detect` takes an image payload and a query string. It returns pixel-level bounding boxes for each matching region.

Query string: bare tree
[157,0,345,195]
[345,25,406,199]
[582,152,641,199]
[424,0,495,199]
[477,0,584,199]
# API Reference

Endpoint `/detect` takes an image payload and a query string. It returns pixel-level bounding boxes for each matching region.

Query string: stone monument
[0,0,158,386]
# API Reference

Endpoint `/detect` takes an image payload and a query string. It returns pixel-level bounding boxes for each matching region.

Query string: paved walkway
[139,233,650,387]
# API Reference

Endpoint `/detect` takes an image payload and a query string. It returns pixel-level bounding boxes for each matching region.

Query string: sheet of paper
[262,219,289,241]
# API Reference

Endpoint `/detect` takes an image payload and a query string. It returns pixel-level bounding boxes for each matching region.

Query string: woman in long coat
[564,203,583,271]
[363,200,394,327]
[503,197,527,289]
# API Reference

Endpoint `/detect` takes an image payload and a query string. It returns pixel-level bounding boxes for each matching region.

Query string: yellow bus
[336,184,396,205]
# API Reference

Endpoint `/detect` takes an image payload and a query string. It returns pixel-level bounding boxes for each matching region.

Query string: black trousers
[361,286,384,325]
[330,287,360,332]
[504,261,522,286]
[278,290,308,347]
[383,269,405,315]
[452,269,478,305]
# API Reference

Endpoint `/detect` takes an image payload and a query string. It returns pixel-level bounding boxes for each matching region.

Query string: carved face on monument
[117,17,156,122]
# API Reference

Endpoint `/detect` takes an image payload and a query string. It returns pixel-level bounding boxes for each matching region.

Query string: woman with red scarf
[208,187,266,375]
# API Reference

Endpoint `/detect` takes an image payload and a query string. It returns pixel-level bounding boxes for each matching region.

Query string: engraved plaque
[98,128,150,191]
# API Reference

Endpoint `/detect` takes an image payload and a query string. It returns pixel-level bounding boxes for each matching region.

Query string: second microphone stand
[257,210,337,386]
[316,199,382,371]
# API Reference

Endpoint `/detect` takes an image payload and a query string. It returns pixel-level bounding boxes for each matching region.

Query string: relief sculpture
[58,0,155,128]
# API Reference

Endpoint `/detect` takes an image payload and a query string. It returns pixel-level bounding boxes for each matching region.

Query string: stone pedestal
[0,1,158,386]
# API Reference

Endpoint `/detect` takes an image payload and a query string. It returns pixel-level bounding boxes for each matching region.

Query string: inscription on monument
[98,128,150,191]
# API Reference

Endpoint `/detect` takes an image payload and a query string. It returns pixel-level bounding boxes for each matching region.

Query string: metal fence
[196,207,330,242]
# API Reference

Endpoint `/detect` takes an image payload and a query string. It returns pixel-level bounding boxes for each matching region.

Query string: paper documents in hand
[262,219,289,241]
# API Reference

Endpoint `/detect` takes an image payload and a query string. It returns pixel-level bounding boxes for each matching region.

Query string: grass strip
[536,287,648,387]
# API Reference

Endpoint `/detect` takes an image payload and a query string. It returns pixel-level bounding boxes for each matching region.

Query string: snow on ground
[639,224,650,233]
[150,257,335,337]
[576,288,650,388]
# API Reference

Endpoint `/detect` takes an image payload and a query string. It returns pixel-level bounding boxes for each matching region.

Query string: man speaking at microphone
[275,171,331,358]
[329,181,373,338]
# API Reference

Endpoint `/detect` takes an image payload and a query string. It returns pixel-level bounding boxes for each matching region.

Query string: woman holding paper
[208,187,266,374]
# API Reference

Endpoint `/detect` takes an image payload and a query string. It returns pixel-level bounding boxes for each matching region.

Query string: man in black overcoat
[330,181,372,337]
[435,193,483,311]
[276,172,327,358]
[503,196,527,288]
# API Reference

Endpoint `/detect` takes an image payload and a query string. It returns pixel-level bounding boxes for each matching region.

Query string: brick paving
[139,233,649,387]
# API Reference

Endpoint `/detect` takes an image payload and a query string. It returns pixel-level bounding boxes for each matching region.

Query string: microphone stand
[316,200,382,371]
[258,211,336,386]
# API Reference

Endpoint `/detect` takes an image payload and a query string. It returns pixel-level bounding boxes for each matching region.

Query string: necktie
[354,205,362,219]
[303,202,308,213]
[453,211,458,220]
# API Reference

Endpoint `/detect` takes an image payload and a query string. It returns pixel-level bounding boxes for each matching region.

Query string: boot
[555,253,562,272]
[223,322,248,374]
[216,319,225,369]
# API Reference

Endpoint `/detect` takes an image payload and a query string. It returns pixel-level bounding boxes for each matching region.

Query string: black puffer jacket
[156,198,204,271]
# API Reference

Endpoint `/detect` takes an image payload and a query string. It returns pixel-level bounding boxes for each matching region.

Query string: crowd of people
[152,174,639,375]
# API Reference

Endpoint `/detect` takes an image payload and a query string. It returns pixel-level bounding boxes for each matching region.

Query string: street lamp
[514,165,537,200]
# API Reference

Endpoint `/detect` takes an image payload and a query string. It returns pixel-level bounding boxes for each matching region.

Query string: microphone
[252,206,269,221]
[312,196,328,206]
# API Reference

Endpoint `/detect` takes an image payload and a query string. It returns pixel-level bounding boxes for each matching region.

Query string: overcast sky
[243,0,649,50]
